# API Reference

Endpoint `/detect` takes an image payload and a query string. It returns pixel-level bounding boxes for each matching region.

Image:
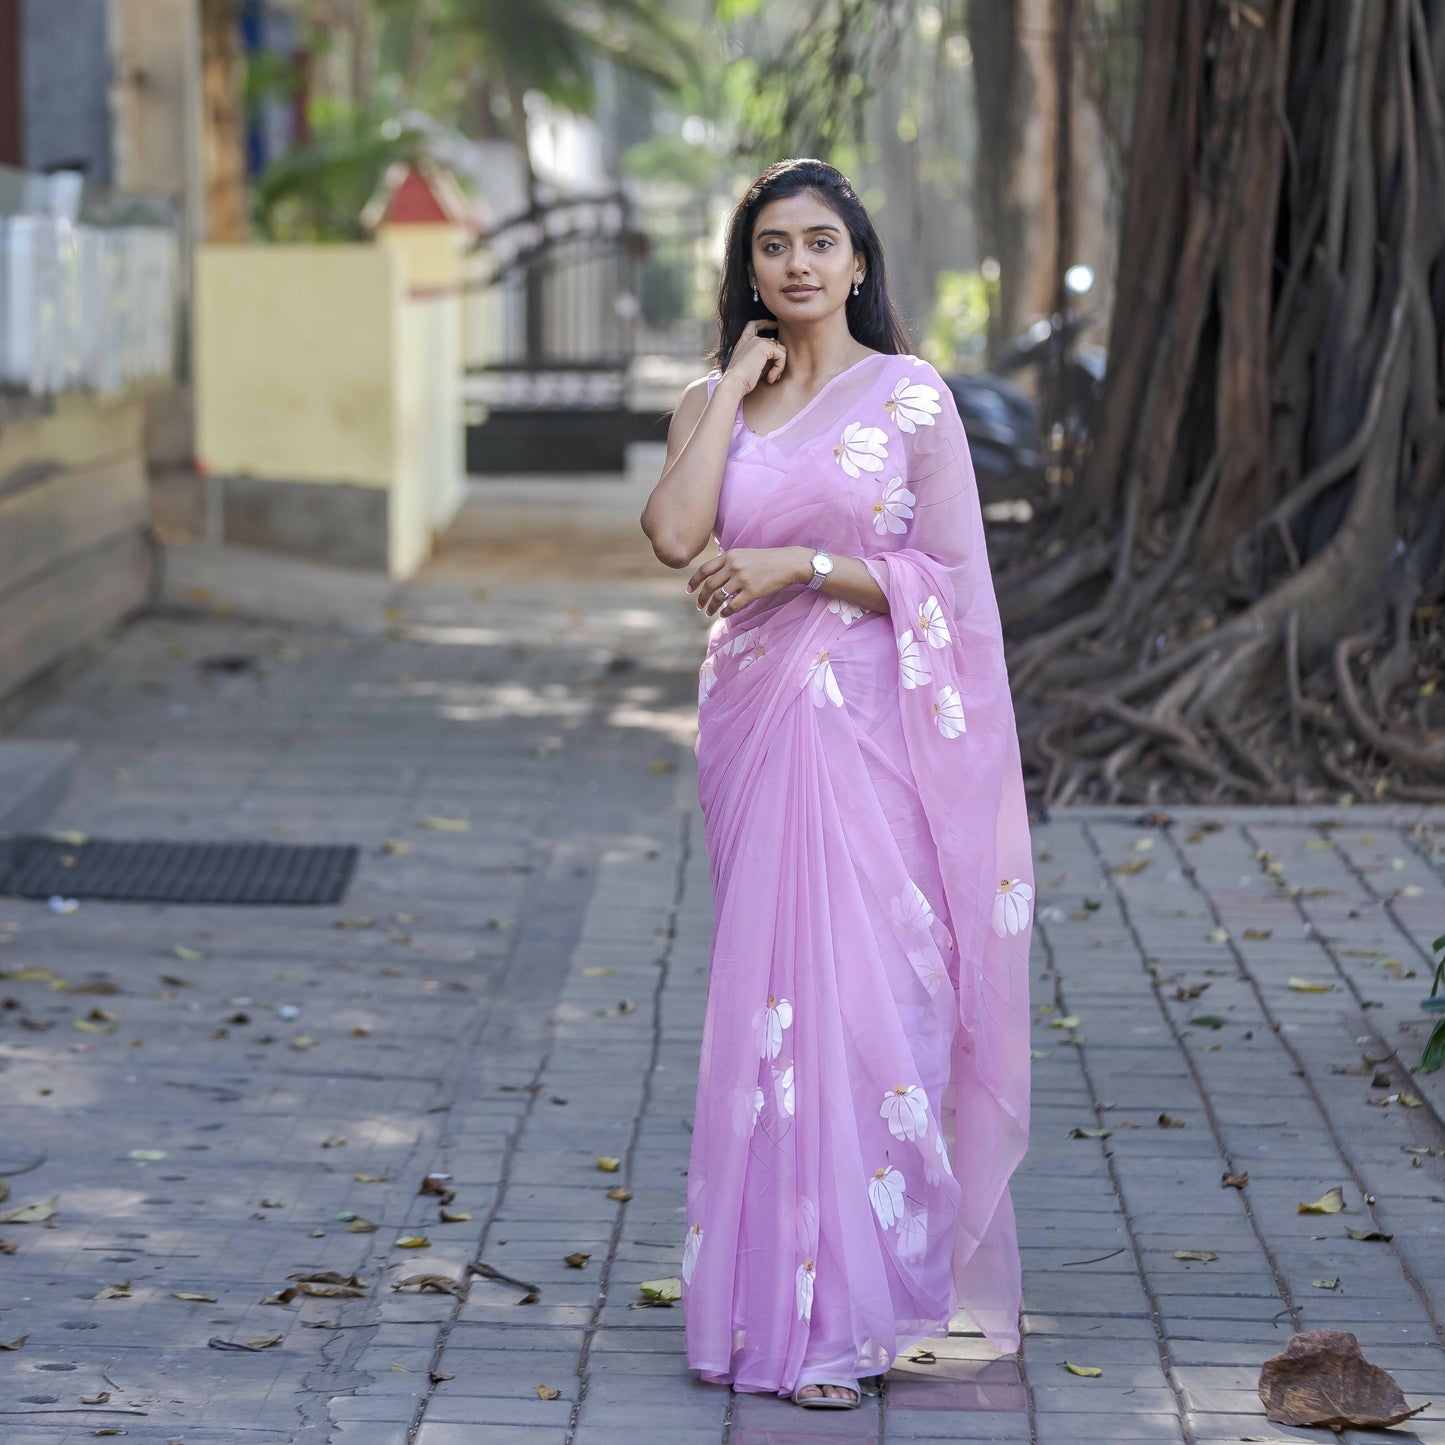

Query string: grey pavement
[1,520,1443,1445]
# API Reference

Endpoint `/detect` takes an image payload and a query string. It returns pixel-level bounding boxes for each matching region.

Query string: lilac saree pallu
[681,354,1034,1396]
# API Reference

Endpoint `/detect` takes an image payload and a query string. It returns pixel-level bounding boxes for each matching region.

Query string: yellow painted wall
[375,223,466,291]
[194,244,401,489]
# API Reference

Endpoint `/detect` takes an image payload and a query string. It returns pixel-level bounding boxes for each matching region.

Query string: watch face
[813,552,834,575]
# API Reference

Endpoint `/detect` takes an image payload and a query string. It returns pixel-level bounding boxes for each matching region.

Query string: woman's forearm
[641,378,746,567]
[780,547,889,615]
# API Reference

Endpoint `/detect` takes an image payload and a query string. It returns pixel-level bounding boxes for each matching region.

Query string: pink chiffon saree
[680,353,1033,1396]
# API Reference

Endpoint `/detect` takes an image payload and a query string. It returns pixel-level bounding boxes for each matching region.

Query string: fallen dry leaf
[93,1281,131,1299]
[638,1277,682,1305]
[320,1135,347,1149]
[1222,1171,1249,1189]
[1288,977,1333,993]
[1312,1279,1341,1290]
[0,1238,16,1254]
[596,1157,621,1173]
[0,1335,25,1350]
[908,1349,937,1364]
[607,1186,633,1202]
[1298,1187,1345,1215]
[1173,1250,1218,1262]
[1158,1113,1186,1129]
[392,1274,460,1295]
[1259,1329,1427,1428]
[354,1172,387,1183]
[0,1196,57,1225]
[382,839,413,855]
[538,1384,561,1400]
[564,1252,591,1269]
[171,1291,218,1302]
[80,1390,110,1403]
[1066,1127,1111,1140]
[429,1369,455,1382]
[1173,982,1210,1000]
[417,816,471,832]
[208,1333,284,1351]
[438,1208,471,1224]
[396,1235,430,1249]
[260,1287,299,1305]
[1050,1015,1082,1030]
[1064,1362,1102,1377]
[172,945,209,962]
[345,1218,378,1234]
[1346,1226,1393,1242]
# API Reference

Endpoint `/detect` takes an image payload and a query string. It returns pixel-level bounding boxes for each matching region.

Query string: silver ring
[719,589,734,601]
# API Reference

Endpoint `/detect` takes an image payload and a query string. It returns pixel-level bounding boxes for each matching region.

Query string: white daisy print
[804,649,844,708]
[775,1064,796,1118]
[868,1164,907,1230]
[898,629,932,691]
[795,1258,815,1321]
[932,685,966,738]
[698,656,717,705]
[738,640,767,671]
[755,995,793,1061]
[727,626,760,657]
[682,1222,703,1284]
[834,421,889,477]
[897,1206,929,1262]
[827,597,866,625]
[992,878,1035,937]
[909,947,950,999]
[890,880,935,937]
[880,1083,929,1142]
[916,595,951,649]
[884,377,942,433]
[872,476,916,535]
[924,1127,953,1186]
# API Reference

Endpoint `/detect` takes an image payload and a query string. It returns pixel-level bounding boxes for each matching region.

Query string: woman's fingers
[686,554,727,594]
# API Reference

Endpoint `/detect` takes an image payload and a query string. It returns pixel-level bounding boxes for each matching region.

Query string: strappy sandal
[792,1380,861,1410]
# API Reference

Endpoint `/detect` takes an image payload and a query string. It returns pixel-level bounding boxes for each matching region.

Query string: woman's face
[748,190,863,322]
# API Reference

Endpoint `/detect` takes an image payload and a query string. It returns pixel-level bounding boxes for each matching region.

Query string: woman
[642,158,1033,1410]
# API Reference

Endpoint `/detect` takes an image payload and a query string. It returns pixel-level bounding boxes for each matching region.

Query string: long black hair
[709,158,913,370]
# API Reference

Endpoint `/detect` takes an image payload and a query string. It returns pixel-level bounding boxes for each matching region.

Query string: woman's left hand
[687,547,808,618]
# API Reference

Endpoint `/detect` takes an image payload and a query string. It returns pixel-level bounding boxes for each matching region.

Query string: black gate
[462,192,713,473]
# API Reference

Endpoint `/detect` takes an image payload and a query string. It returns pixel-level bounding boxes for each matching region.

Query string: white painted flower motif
[897,1206,929,1262]
[872,476,916,535]
[775,1064,795,1118]
[868,1165,907,1230]
[795,1258,815,1321]
[908,947,950,999]
[827,596,866,625]
[916,595,951,649]
[733,1083,765,1136]
[924,1126,954,1186]
[755,995,794,1061]
[728,626,760,657]
[682,1222,703,1284]
[931,684,966,738]
[884,377,942,433]
[834,421,889,477]
[898,629,932,691]
[698,656,717,706]
[992,878,1035,937]
[890,880,935,937]
[738,640,767,671]
[880,1083,929,1142]
[804,649,844,708]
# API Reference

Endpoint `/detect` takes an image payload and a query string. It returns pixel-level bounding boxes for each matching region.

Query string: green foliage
[922,269,991,373]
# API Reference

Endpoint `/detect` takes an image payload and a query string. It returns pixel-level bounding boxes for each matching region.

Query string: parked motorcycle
[944,264,1105,510]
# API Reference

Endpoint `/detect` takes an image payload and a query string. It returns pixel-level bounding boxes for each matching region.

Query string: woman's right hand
[722,320,787,396]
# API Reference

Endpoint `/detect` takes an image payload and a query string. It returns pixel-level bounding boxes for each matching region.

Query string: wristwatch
[806,550,835,591]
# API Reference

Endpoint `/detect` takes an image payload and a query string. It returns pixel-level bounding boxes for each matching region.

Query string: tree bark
[199,0,247,243]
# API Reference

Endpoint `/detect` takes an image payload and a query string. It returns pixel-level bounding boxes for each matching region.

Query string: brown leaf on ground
[1173,1250,1218,1262]
[1347,1226,1393,1242]
[260,1287,299,1305]
[419,1175,456,1204]
[538,1384,561,1400]
[1222,1171,1249,1189]
[0,1237,16,1254]
[1158,1113,1186,1129]
[607,1186,633,1202]
[0,1335,25,1349]
[93,1281,131,1299]
[429,1369,455,1382]
[438,1208,471,1224]
[1173,982,1210,1000]
[1298,1187,1345,1215]
[80,1390,110,1403]
[1259,1329,1428,1428]
[564,1252,591,1269]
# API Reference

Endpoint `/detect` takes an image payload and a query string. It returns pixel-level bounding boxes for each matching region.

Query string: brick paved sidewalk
[1,552,1443,1445]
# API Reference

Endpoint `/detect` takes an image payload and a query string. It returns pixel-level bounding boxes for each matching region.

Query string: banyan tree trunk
[1002,0,1445,806]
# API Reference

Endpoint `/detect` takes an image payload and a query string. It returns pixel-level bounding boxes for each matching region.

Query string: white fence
[0,167,181,397]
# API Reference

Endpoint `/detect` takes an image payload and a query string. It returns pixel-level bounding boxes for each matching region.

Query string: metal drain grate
[0,836,359,905]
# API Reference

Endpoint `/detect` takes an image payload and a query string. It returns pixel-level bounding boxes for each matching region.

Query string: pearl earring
[852,280,861,296]
[752,286,759,302]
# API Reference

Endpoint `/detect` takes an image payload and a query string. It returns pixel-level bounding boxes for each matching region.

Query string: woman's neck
[771,316,872,383]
